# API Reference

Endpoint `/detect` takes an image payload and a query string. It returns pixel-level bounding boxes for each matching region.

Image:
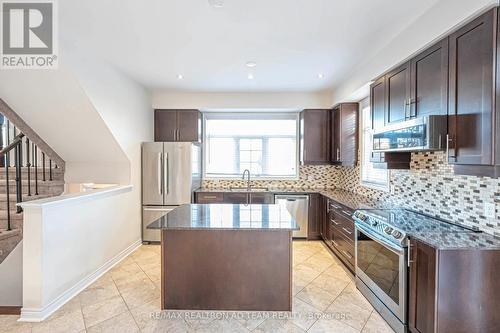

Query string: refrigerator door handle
[158,153,163,195]
[164,153,169,194]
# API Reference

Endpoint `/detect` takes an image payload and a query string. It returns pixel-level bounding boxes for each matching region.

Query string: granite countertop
[356,208,500,250]
[147,204,299,231]
[196,187,381,210]
[411,231,500,250]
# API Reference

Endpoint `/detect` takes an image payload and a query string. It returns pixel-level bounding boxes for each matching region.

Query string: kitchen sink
[229,187,269,192]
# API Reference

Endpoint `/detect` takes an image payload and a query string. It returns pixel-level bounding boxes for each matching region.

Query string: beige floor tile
[298,256,333,273]
[325,296,372,330]
[253,319,305,333]
[87,311,140,333]
[113,270,151,289]
[292,276,309,296]
[361,311,395,333]
[308,318,360,333]
[119,277,159,309]
[293,264,322,283]
[287,297,322,331]
[81,295,128,328]
[0,315,32,333]
[31,305,85,333]
[78,280,120,308]
[295,285,337,311]
[188,318,249,332]
[336,283,373,311]
[322,263,354,282]
[235,312,267,331]
[130,298,190,333]
[310,272,349,295]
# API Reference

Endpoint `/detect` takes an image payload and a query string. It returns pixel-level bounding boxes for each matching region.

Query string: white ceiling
[60,0,440,92]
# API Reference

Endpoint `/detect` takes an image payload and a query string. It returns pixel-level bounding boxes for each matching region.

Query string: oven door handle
[355,223,405,255]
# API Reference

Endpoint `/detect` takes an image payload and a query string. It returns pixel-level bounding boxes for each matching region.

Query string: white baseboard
[19,239,141,322]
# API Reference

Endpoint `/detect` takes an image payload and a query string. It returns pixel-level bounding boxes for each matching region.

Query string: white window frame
[202,112,300,180]
[360,103,390,191]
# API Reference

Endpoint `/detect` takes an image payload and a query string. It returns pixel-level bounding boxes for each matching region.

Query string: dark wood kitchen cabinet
[408,239,436,333]
[409,238,500,333]
[448,8,499,177]
[320,196,329,241]
[154,109,201,142]
[410,38,449,118]
[300,109,330,165]
[330,103,359,166]
[371,76,386,130]
[307,194,322,240]
[386,62,411,124]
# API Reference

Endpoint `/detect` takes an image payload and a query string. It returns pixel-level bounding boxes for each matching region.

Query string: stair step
[0,167,63,181]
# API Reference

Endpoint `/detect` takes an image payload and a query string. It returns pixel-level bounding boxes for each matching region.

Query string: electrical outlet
[484,202,496,219]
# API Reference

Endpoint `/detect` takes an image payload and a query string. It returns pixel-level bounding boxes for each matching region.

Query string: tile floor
[1,241,395,333]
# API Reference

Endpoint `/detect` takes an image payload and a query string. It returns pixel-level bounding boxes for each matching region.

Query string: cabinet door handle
[336,148,340,161]
[408,242,413,267]
[332,240,339,248]
[446,134,456,160]
[342,250,353,260]
[331,219,340,225]
[341,210,351,216]
[342,227,352,235]
[331,204,341,209]
[202,195,218,199]
[158,153,163,195]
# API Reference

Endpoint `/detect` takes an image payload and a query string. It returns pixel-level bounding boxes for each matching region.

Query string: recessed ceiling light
[208,0,224,8]
[177,74,183,80]
[247,73,254,80]
[246,61,257,68]
[318,73,325,79]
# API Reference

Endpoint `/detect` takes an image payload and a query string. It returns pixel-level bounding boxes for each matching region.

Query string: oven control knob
[392,230,402,239]
[384,226,393,235]
[371,220,378,227]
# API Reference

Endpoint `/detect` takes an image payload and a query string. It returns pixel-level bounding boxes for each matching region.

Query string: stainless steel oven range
[353,210,408,333]
[352,209,476,333]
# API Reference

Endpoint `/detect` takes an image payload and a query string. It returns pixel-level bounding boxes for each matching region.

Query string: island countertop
[147,203,299,230]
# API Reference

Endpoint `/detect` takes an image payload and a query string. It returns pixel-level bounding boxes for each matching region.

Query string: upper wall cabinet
[448,8,497,176]
[154,109,202,142]
[410,38,449,118]
[331,103,359,166]
[300,109,331,164]
[386,62,411,124]
[370,76,386,131]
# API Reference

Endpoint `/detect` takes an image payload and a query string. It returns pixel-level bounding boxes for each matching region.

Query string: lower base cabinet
[409,239,500,333]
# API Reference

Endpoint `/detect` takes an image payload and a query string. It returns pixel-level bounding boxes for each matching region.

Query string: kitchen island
[147,203,298,311]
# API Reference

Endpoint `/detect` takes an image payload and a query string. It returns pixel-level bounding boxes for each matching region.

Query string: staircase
[0,100,65,265]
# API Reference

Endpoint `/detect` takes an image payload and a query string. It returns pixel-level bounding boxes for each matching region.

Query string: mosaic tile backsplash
[203,152,500,237]
[336,151,500,237]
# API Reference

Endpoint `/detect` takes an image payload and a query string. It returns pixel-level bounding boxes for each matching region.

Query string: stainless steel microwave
[372,115,447,152]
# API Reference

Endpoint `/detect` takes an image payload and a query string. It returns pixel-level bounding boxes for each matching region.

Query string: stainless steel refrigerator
[142,142,202,243]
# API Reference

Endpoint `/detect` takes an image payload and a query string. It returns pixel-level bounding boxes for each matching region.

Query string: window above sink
[203,112,299,180]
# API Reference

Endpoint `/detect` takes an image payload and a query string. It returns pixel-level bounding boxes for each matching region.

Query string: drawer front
[334,214,355,241]
[250,193,275,204]
[328,200,354,219]
[331,230,355,266]
[196,192,224,203]
[223,193,249,204]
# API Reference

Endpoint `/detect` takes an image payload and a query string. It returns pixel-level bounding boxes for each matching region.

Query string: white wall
[152,91,332,110]
[331,0,499,103]
[0,241,23,306]
[20,186,139,322]
[63,49,153,242]
[0,68,129,184]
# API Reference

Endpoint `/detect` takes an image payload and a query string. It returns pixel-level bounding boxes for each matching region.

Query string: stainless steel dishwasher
[274,194,309,238]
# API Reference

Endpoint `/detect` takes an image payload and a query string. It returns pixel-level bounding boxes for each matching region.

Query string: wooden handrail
[0,133,24,156]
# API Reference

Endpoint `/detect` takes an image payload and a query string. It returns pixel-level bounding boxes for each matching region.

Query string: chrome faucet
[242,169,251,191]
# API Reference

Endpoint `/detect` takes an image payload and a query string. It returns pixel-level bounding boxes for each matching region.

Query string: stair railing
[0,133,24,230]
[0,122,60,231]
